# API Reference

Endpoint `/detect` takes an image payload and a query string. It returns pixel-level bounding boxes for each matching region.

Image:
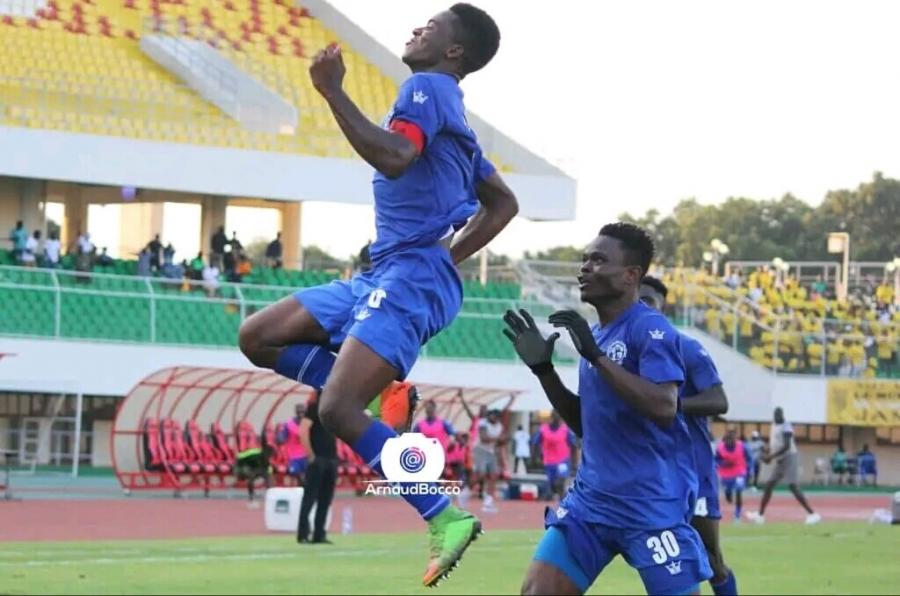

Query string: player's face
[639,284,664,311]
[774,407,784,423]
[578,236,642,305]
[425,401,436,417]
[550,412,561,426]
[402,11,458,68]
[294,404,305,418]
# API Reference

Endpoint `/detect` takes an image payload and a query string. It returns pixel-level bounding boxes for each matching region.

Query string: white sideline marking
[0,544,516,567]
[1,531,868,567]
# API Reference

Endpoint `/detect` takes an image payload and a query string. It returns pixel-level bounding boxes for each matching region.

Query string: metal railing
[0,265,549,362]
[724,260,894,291]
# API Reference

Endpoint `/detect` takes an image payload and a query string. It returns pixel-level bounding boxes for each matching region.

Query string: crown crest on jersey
[649,328,666,340]
[665,560,682,575]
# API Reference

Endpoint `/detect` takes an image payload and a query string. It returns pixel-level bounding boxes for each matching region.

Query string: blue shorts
[295,245,462,379]
[545,461,569,487]
[535,505,712,595]
[692,467,721,520]
[288,457,308,477]
[721,476,745,495]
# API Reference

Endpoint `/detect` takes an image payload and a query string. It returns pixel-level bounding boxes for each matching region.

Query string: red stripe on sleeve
[389,119,425,154]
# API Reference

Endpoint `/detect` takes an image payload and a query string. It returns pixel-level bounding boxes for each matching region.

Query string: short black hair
[599,222,655,276]
[641,275,668,298]
[449,3,500,75]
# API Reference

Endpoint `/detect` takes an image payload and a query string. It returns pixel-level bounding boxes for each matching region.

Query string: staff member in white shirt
[747,407,821,525]
[512,424,531,475]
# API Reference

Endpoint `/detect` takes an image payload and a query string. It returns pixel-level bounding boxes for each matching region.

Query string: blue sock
[735,505,742,520]
[352,420,450,521]
[711,571,737,596]
[274,344,335,389]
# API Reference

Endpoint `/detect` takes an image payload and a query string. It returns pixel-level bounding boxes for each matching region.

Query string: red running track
[0,493,889,542]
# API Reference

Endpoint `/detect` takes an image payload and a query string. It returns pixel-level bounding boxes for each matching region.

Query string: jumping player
[640,276,738,595]
[503,223,711,595]
[716,427,748,521]
[237,5,516,586]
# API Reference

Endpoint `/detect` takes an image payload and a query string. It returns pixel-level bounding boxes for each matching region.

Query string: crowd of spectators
[661,265,899,378]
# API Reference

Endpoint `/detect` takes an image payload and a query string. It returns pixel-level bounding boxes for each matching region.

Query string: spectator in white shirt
[202,264,220,298]
[21,230,40,267]
[512,424,531,475]
[77,232,94,255]
[43,232,61,268]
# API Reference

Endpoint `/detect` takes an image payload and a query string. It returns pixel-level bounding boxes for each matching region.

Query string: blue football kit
[296,72,493,378]
[679,334,724,520]
[533,302,712,594]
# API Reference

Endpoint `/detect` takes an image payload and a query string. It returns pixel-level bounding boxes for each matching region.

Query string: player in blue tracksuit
[640,276,738,596]
[237,4,517,587]
[503,223,711,595]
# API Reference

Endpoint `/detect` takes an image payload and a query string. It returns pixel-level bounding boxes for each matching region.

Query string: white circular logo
[606,340,628,364]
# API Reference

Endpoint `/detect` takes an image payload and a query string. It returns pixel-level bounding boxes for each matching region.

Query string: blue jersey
[565,301,696,529]
[679,335,723,479]
[372,72,486,261]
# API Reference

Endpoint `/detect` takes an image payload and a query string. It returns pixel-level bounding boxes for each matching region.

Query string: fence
[0,265,545,362]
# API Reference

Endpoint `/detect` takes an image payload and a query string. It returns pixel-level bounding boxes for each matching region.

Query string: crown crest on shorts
[665,560,682,575]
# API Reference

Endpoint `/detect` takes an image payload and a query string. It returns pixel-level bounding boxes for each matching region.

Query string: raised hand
[503,309,559,374]
[549,309,601,363]
[309,43,346,97]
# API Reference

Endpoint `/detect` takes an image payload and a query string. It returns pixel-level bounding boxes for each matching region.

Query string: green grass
[2,525,897,595]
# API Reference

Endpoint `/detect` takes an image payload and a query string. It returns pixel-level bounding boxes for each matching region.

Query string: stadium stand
[663,267,899,378]
[0,0,511,168]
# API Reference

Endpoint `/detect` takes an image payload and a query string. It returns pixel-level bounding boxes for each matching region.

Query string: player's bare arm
[310,45,419,179]
[763,431,792,463]
[450,171,519,264]
[299,418,315,465]
[533,369,583,437]
[503,309,582,436]
[550,309,677,427]
[681,384,729,417]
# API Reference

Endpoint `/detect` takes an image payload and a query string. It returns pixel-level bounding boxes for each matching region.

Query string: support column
[200,196,227,260]
[49,182,87,251]
[18,179,45,236]
[280,201,303,270]
[119,202,164,257]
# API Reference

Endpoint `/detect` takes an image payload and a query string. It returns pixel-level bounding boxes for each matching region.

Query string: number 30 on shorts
[646,530,681,564]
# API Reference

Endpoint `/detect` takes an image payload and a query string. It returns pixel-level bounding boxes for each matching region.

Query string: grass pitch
[2,524,897,594]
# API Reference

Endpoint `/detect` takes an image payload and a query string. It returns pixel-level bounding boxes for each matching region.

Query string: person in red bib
[531,411,576,502]
[413,400,456,453]
[716,427,748,521]
[278,402,309,481]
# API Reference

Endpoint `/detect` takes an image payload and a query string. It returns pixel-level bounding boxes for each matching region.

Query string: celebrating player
[640,275,738,595]
[237,4,517,586]
[503,223,711,595]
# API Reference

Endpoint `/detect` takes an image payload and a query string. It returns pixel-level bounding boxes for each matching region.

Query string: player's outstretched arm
[503,309,582,436]
[550,310,677,427]
[310,45,419,178]
[450,171,518,264]
[681,384,729,416]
